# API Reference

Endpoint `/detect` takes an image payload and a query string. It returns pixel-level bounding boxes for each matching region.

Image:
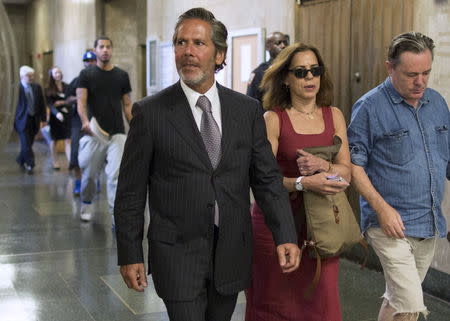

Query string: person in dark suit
[114,8,300,321]
[14,66,46,174]
[246,31,289,104]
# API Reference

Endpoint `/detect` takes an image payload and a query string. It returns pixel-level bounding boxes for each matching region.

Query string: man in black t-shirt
[76,36,132,223]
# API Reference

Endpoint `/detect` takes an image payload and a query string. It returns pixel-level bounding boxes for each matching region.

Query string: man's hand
[120,263,148,292]
[276,243,301,273]
[377,204,405,239]
[81,120,93,136]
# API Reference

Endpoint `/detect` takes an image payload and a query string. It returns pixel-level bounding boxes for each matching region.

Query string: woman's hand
[302,172,349,195]
[296,149,330,176]
[56,112,64,122]
[54,100,65,107]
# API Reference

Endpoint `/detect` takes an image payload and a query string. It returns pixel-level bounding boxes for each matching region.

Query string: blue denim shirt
[348,77,449,238]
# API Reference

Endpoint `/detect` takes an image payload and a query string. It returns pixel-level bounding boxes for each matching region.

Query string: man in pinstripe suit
[114,8,300,321]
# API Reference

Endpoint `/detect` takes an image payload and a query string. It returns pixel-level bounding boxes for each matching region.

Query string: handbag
[298,136,367,297]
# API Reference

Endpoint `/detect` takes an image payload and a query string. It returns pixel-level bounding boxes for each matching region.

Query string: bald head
[266,32,289,59]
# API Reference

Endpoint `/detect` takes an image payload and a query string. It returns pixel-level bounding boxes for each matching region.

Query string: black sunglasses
[289,66,324,79]
[274,40,289,46]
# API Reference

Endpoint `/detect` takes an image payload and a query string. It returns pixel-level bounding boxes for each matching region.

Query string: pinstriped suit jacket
[114,81,297,301]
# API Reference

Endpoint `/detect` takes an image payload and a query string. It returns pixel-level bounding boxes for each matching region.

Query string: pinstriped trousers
[163,227,239,321]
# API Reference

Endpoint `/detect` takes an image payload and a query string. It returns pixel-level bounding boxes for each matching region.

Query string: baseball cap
[82,51,96,61]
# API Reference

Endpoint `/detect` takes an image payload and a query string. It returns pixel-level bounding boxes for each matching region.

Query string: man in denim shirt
[348,32,449,321]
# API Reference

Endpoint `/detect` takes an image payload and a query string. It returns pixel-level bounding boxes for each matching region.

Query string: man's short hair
[388,32,435,66]
[266,31,288,45]
[94,36,113,48]
[19,65,34,78]
[172,7,228,72]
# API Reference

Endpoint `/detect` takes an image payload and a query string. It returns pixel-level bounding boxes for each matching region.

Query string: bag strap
[301,238,369,299]
[358,238,369,269]
[302,240,321,299]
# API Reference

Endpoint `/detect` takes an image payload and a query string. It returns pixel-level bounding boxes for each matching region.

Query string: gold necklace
[294,105,317,120]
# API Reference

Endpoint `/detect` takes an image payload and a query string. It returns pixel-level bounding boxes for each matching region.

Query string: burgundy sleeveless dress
[245,107,342,321]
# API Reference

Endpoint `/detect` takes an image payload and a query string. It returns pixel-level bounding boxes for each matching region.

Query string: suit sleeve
[249,104,297,246]
[35,84,47,122]
[114,101,152,265]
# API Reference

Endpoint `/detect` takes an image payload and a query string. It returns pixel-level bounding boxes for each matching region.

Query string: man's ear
[385,60,394,76]
[215,50,225,67]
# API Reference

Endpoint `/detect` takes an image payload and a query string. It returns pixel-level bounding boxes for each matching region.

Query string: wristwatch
[295,176,305,191]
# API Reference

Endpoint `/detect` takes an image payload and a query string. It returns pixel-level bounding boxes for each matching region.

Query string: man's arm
[121,93,133,122]
[249,104,300,272]
[348,98,404,238]
[352,164,405,238]
[114,101,152,291]
[76,87,93,136]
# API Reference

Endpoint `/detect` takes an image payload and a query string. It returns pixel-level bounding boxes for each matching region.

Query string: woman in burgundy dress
[245,43,351,321]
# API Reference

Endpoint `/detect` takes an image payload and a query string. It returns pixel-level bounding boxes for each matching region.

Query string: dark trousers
[16,117,38,168]
[163,227,238,321]
[70,114,82,168]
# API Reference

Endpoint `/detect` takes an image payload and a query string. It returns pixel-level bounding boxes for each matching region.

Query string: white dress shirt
[180,79,222,133]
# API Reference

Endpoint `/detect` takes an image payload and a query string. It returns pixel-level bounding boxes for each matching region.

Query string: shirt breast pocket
[380,129,413,165]
[433,125,449,160]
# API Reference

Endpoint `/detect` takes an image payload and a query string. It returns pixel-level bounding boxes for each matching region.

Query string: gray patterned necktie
[25,86,35,116]
[197,95,222,169]
[196,95,221,226]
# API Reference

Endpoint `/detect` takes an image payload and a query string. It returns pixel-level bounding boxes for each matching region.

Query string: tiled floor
[0,139,449,321]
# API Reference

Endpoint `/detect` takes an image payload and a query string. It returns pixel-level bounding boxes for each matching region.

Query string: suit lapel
[166,82,212,169]
[217,83,239,169]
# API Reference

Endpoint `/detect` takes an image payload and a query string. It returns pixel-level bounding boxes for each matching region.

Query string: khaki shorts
[366,227,437,316]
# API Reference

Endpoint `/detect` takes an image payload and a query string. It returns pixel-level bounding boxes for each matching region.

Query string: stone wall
[104,0,147,102]
[147,0,295,41]
[4,4,29,67]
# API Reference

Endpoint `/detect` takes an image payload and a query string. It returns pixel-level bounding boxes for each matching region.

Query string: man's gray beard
[179,69,206,87]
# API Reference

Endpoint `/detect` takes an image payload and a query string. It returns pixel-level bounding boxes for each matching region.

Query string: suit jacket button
[207,203,214,208]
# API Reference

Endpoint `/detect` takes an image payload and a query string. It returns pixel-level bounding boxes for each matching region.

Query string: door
[296,0,352,119]
[349,0,413,107]
[42,50,53,87]
[295,0,413,121]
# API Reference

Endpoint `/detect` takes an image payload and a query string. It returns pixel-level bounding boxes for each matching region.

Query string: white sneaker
[80,203,93,222]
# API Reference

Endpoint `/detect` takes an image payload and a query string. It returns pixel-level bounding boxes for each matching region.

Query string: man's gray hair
[20,65,35,78]
[172,7,228,72]
[388,32,435,66]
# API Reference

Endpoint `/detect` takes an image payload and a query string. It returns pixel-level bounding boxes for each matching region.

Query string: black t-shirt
[78,65,132,135]
[67,76,80,118]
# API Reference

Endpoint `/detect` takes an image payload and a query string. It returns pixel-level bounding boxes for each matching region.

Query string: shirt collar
[383,76,430,107]
[180,79,218,109]
[21,80,31,89]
